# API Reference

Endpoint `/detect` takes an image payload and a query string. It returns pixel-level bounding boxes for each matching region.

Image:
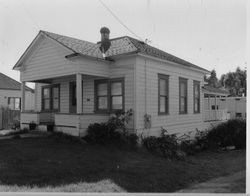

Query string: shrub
[142,128,186,160]
[206,119,246,149]
[84,109,138,149]
[142,136,158,152]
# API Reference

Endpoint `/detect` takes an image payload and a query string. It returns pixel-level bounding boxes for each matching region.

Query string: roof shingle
[40,31,209,72]
[0,72,34,92]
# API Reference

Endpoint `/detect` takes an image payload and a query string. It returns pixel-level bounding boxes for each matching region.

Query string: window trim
[158,74,169,115]
[193,80,200,114]
[94,78,124,113]
[179,77,188,114]
[42,84,60,112]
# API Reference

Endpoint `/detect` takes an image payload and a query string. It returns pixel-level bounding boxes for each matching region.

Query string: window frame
[110,78,125,112]
[94,78,124,113]
[193,80,200,114]
[158,74,169,115]
[94,79,109,113]
[8,97,21,110]
[42,84,60,112]
[179,77,188,114]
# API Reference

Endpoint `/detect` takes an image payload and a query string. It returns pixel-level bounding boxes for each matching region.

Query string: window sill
[158,113,169,116]
[179,112,188,115]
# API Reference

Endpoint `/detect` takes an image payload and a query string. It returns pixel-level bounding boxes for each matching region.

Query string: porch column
[21,82,26,112]
[76,73,83,114]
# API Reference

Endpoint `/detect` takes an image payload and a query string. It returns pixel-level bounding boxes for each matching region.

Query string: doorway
[69,82,76,113]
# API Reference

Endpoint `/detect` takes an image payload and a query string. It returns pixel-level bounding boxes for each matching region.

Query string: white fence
[203,97,246,122]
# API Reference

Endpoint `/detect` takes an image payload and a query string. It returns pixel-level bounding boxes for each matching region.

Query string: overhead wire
[98,0,144,41]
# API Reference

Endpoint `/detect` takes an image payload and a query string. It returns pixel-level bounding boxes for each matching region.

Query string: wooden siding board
[135,56,204,135]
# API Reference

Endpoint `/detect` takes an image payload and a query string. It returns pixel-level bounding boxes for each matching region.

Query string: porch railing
[203,109,230,122]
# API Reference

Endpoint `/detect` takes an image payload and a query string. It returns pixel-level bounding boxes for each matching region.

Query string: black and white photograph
[0,0,247,195]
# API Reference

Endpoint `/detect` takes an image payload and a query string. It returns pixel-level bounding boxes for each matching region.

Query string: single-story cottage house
[0,72,34,111]
[13,27,212,137]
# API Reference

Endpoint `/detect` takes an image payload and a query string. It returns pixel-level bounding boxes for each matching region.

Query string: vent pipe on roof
[99,27,111,58]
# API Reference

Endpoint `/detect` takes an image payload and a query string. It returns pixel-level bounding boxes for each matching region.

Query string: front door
[69,82,76,113]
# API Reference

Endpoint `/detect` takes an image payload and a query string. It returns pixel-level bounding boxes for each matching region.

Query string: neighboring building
[202,85,230,122]
[14,28,214,137]
[0,72,34,111]
[202,85,246,121]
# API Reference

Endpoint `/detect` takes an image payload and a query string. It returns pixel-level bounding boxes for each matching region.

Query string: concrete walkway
[177,171,246,193]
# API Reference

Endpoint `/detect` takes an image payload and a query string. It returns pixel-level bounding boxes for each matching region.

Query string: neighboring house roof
[202,85,229,96]
[0,72,34,92]
[13,30,209,73]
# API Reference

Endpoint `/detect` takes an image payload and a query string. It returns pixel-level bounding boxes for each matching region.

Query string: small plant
[29,121,37,130]
[12,120,20,130]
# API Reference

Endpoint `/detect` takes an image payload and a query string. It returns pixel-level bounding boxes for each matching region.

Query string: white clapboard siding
[0,89,34,111]
[135,56,204,136]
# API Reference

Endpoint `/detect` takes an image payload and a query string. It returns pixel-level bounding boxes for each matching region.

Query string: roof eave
[13,30,44,70]
[137,53,210,74]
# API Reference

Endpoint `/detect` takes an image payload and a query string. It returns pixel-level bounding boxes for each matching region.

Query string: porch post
[76,73,82,114]
[21,82,26,112]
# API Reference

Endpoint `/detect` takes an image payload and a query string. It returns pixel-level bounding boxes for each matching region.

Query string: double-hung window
[42,84,60,111]
[179,77,188,114]
[95,78,124,112]
[193,81,200,113]
[8,97,21,110]
[158,74,169,114]
[96,80,108,111]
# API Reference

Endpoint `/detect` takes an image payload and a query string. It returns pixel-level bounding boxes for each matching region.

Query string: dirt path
[176,171,246,193]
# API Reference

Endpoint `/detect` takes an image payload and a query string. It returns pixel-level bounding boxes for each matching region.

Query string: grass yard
[0,136,246,192]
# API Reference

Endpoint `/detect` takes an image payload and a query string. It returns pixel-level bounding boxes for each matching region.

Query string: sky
[0,0,246,85]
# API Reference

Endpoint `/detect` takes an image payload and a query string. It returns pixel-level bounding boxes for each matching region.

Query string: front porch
[21,112,109,136]
[20,72,131,136]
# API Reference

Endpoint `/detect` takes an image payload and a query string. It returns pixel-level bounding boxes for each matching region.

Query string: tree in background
[207,69,219,88]
[219,67,246,96]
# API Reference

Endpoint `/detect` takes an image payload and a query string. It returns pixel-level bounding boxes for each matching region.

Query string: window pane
[160,79,167,96]
[98,97,108,109]
[112,96,122,109]
[160,96,166,113]
[194,84,199,97]
[8,98,14,110]
[53,98,59,110]
[43,88,50,98]
[111,82,122,95]
[53,87,59,98]
[194,99,198,112]
[180,82,186,97]
[97,83,107,96]
[15,98,20,110]
[180,97,185,112]
[44,99,50,110]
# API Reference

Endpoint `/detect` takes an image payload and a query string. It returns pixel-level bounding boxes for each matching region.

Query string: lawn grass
[0,136,246,192]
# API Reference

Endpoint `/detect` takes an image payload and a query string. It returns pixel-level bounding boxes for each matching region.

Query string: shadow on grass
[0,137,246,192]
